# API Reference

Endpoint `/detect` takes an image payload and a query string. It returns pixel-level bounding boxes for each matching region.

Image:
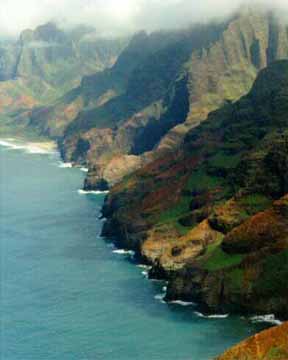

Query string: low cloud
[0,0,288,37]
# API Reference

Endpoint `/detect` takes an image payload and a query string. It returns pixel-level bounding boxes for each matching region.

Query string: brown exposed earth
[216,322,288,360]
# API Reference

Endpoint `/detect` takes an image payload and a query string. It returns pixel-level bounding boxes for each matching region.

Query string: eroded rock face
[216,322,288,360]
[85,154,145,190]
[142,220,222,272]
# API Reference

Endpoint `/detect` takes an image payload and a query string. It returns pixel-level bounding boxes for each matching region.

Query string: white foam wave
[142,270,149,278]
[58,162,73,168]
[250,314,283,326]
[137,264,152,270]
[113,249,135,257]
[194,311,229,319]
[80,167,89,172]
[78,189,109,195]
[169,300,196,307]
[154,293,166,304]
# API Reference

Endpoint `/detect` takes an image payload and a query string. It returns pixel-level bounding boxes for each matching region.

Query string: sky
[0,0,288,37]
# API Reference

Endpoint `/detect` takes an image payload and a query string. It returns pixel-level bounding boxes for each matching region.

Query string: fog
[1,0,288,36]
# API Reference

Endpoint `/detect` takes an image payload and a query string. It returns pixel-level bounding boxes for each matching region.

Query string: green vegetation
[185,169,224,193]
[238,194,272,216]
[156,197,191,227]
[202,244,243,271]
[208,152,241,171]
[226,268,244,292]
[254,250,288,296]
[267,347,288,360]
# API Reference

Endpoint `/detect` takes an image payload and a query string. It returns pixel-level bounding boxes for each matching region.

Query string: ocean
[0,141,267,360]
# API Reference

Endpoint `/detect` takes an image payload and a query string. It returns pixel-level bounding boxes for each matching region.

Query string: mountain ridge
[18,7,288,192]
[0,21,128,120]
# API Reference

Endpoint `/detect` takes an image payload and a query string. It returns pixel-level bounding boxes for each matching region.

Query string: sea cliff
[102,61,288,319]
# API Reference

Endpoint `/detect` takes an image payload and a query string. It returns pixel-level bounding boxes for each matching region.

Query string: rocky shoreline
[100,182,288,360]
[101,195,288,321]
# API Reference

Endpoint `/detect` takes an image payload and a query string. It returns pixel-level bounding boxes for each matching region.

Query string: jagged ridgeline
[0,22,128,114]
[19,7,288,191]
[102,60,288,318]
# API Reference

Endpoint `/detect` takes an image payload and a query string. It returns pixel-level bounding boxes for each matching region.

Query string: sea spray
[112,249,136,257]
[78,189,109,195]
[169,300,196,307]
[194,312,229,319]
[58,162,73,168]
[250,314,283,326]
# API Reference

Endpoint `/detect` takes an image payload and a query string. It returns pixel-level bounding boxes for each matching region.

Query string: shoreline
[100,228,284,327]
[101,198,287,325]
[0,136,57,154]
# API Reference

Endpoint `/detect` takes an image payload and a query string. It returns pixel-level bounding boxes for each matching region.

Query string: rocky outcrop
[216,322,288,360]
[166,195,288,317]
[84,153,145,190]
[142,220,223,277]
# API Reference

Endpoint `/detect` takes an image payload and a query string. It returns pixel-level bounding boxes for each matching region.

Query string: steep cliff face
[26,30,183,138]
[102,60,288,318]
[216,322,288,360]
[158,8,288,150]
[38,8,288,189]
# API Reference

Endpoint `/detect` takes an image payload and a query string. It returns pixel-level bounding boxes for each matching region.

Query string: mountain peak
[19,22,67,45]
[34,22,67,43]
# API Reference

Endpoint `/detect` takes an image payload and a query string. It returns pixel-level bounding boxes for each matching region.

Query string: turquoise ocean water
[0,143,266,360]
